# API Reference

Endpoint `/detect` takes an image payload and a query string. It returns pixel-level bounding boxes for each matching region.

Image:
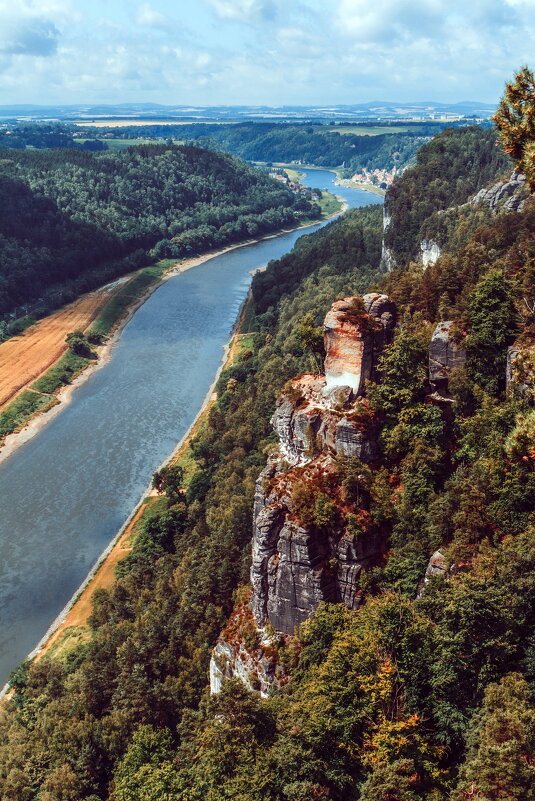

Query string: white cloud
[205,0,278,22]
[135,3,167,28]
[0,0,533,106]
[0,17,59,55]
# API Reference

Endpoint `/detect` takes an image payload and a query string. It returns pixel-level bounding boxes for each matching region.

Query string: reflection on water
[0,171,382,683]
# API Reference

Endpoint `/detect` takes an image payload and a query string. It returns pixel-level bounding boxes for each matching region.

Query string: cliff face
[470,170,529,214]
[210,293,396,694]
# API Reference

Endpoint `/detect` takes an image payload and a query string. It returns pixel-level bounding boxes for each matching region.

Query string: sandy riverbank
[0,209,341,469]
[30,290,251,668]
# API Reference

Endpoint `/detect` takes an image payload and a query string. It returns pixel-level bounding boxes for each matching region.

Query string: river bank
[30,291,253,669]
[0,169,377,687]
[0,204,343,469]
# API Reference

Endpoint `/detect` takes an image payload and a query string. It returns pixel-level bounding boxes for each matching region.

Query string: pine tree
[453,673,535,801]
[494,66,535,190]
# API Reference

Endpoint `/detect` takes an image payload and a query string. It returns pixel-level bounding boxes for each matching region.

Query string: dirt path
[0,287,121,410]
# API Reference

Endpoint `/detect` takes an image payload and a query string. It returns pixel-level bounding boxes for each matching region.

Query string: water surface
[0,171,382,683]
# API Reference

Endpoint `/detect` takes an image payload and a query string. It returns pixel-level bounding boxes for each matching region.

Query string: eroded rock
[470,170,530,215]
[421,239,441,268]
[323,294,396,394]
[250,453,381,635]
[429,321,466,390]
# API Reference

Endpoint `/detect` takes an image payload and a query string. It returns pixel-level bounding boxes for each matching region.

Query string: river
[0,170,382,685]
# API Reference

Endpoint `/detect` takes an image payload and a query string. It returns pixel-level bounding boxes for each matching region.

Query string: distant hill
[0,99,496,122]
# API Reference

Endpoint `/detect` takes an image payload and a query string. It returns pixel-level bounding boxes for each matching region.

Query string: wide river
[0,170,382,684]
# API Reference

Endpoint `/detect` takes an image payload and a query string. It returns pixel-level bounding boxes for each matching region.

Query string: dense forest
[383,126,512,264]
[0,117,533,800]
[77,120,449,175]
[0,124,106,151]
[0,143,316,319]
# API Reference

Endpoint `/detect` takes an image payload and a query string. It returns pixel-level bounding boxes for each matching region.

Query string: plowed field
[0,289,118,409]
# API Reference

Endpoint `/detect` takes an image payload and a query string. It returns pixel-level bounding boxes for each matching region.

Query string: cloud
[337,0,445,43]
[205,0,278,23]
[0,0,533,106]
[0,15,60,56]
[135,3,167,28]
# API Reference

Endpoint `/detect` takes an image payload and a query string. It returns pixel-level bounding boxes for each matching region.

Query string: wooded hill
[75,120,456,174]
[0,143,317,320]
[0,123,533,800]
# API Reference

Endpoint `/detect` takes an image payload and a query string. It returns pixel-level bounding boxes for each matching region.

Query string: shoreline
[17,289,251,679]
[0,202,348,690]
[0,208,340,470]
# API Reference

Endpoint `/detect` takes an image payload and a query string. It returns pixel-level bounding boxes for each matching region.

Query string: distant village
[349,165,404,189]
[269,170,321,200]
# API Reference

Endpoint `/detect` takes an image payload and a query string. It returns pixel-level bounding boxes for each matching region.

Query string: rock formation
[416,550,448,598]
[506,342,535,397]
[470,170,530,215]
[210,294,397,694]
[429,321,466,393]
[380,207,397,271]
[420,239,441,268]
[324,294,397,394]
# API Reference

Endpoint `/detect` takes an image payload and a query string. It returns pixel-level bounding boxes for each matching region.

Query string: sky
[0,0,534,106]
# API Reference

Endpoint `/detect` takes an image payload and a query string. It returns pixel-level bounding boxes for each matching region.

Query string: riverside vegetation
[0,142,320,321]
[0,74,534,800]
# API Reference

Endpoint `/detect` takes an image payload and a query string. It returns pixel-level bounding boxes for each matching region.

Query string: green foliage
[452,673,535,800]
[465,271,518,395]
[0,390,56,439]
[0,143,309,316]
[0,121,534,801]
[383,127,510,265]
[494,65,535,190]
[66,330,93,358]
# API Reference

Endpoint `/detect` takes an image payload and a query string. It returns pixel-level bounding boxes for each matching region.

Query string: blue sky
[0,0,534,105]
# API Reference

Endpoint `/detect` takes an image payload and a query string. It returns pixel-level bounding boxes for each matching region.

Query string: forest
[0,142,316,320]
[0,116,533,800]
[74,121,456,174]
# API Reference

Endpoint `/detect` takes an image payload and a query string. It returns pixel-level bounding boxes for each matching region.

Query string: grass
[318,190,343,216]
[88,260,172,339]
[283,167,305,182]
[0,391,58,438]
[31,351,91,395]
[240,299,257,335]
[128,496,168,547]
[44,624,92,663]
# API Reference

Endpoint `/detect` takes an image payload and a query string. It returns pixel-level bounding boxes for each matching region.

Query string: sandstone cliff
[210,294,396,694]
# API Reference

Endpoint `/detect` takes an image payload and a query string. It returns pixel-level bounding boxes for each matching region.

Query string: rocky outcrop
[209,590,288,698]
[416,550,448,598]
[420,239,441,268]
[470,170,530,215]
[506,342,535,397]
[324,294,396,394]
[429,321,466,391]
[272,376,378,467]
[211,295,396,694]
[380,208,397,271]
[250,452,380,634]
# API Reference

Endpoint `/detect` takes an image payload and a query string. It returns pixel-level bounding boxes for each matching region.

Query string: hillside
[0,122,533,800]
[0,144,317,320]
[73,120,457,175]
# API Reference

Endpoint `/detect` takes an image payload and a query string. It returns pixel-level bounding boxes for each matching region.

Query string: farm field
[0,285,121,410]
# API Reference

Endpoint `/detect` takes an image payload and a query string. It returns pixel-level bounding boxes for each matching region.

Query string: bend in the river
[0,170,382,685]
